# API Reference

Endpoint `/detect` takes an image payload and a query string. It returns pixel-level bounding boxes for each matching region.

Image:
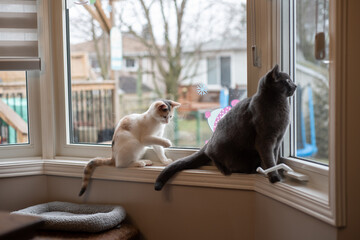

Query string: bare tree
[117,0,189,100]
[69,4,111,80]
[75,0,245,99]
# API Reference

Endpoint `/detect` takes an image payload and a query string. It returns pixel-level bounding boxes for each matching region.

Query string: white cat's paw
[133,161,146,167]
[143,160,153,166]
[161,158,173,166]
[132,160,153,167]
[163,139,172,148]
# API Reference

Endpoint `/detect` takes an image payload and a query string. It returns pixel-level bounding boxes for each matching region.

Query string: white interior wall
[0,175,338,240]
[0,175,47,211]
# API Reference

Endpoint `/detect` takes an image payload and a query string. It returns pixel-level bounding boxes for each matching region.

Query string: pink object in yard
[213,106,231,131]
[231,99,240,107]
[204,99,241,143]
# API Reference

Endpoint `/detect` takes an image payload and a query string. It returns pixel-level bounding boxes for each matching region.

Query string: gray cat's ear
[170,101,181,108]
[271,64,280,79]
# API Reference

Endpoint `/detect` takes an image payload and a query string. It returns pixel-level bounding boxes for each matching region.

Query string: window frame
[0,0,343,227]
[282,0,330,166]
[0,70,42,159]
[0,0,44,160]
[275,0,346,226]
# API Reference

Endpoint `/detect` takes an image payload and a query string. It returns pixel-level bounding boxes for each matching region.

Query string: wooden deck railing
[70,80,116,143]
[0,80,116,144]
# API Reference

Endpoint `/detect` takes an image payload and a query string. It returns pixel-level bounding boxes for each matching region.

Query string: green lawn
[165,113,213,148]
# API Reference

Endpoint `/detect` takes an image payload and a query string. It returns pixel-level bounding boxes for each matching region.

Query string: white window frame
[271,0,346,226]
[0,0,45,160]
[0,70,42,159]
[0,0,346,228]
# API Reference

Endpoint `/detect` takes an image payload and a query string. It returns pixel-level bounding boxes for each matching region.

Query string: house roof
[182,37,247,53]
[71,33,246,58]
[71,33,149,56]
[119,76,152,94]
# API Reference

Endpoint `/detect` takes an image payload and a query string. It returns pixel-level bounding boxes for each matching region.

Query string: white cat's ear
[170,101,181,108]
[158,104,168,110]
[154,101,167,110]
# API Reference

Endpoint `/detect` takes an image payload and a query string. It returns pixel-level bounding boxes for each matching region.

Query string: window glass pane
[125,58,135,68]
[220,56,231,88]
[207,57,218,85]
[67,0,247,148]
[0,71,29,145]
[284,0,329,164]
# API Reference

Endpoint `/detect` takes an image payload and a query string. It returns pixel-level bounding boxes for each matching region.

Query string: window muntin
[66,0,247,148]
[282,0,329,165]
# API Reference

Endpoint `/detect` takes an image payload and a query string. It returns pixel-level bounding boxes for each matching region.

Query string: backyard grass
[165,114,213,148]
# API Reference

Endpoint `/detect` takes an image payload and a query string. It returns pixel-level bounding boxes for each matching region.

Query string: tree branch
[94,0,112,34]
[138,0,167,78]
[83,5,109,34]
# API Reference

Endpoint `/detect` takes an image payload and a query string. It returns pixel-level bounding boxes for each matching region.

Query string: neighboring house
[70,32,164,93]
[71,34,247,114]
[181,37,247,91]
[178,37,247,112]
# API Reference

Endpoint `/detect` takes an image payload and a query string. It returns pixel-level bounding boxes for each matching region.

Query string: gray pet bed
[11,201,126,233]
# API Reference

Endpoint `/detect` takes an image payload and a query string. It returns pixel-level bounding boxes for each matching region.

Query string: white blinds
[0,0,40,70]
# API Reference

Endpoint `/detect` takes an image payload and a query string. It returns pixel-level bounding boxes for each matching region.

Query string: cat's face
[153,100,181,124]
[266,64,297,97]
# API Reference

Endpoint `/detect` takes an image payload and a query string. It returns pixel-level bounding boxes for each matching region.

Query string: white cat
[79,100,180,196]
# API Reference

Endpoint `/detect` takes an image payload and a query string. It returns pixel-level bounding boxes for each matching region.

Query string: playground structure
[0,82,28,144]
[296,86,318,157]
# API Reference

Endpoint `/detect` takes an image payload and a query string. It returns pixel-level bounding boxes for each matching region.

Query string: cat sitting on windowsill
[155,64,297,190]
[79,100,180,196]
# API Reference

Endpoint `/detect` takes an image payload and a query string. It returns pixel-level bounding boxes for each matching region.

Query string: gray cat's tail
[154,148,211,191]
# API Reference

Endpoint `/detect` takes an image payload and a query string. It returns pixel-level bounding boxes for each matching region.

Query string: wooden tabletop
[0,211,43,240]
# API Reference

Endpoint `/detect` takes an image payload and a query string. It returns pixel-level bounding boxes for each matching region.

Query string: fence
[0,81,116,145]
[71,80,116,144]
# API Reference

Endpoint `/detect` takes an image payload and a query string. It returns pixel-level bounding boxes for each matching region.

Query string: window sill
[0,157,335,226]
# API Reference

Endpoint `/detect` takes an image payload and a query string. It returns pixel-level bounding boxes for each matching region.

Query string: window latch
[252,45,261,68]
[257,163,309,182]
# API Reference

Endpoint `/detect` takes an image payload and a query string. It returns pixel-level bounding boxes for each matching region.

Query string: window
[0,0,41,148]
[281,0,330,165]
[65,0,247,149]
[1,0,344,227]
[125,58,136,69]
[206,56,232,88]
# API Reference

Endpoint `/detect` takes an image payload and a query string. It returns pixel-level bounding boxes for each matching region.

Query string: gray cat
[154,64,297,190]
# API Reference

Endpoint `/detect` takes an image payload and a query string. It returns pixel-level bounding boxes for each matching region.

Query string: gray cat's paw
[268,172,282,183]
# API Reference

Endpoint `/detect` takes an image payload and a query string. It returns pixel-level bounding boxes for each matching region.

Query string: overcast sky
[69,0,246,45]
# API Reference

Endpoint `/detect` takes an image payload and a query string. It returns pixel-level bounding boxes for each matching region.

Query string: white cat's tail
[154,148,211,191]
[79,157,114,197]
